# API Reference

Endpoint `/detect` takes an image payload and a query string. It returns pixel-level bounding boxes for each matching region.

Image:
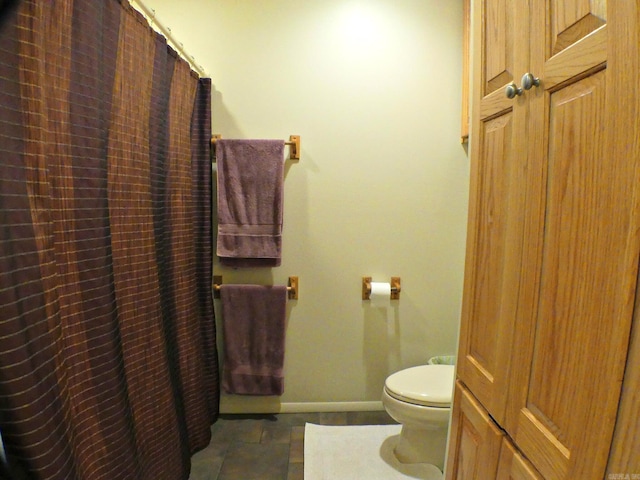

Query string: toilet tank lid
[385,365,454,407]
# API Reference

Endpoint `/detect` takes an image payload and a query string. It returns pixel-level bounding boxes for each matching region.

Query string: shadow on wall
[211,88,244,139]
[209,84,307,188]
[362,302,401,399]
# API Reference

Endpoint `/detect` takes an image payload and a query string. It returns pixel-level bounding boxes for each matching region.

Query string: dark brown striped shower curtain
[0,1,219,479]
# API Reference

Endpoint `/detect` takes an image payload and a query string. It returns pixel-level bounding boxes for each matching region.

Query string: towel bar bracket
[287,276,299,300]
[212,275,299,300]
[213,275,223,299]
[288,135,300,160]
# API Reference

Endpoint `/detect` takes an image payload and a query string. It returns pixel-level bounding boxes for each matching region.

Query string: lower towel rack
[213,275,298,300]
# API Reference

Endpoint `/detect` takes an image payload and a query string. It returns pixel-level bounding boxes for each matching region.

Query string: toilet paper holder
[362,276,401,300]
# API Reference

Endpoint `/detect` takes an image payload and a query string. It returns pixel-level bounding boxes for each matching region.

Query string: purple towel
[216,139,285,267]
[221,284,288,395]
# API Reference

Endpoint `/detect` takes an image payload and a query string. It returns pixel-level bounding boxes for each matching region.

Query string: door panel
[445,382,504,480]
[483,0,517,94]
[527,73,606,441]
[497,438,543,480]
[550,0,606,55]
[458,107,528,424]
[459,113,517,405]
[467,114,512,377]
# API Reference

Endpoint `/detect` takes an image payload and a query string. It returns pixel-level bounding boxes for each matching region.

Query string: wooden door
[507,1,640,478]
[496,439,543,480]
[456,0,528,425]
[445,381,504,480]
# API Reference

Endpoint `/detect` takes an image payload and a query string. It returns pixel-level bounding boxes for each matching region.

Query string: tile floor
[188,410,398,480]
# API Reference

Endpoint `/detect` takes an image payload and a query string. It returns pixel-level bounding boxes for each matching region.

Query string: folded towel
[221,284,288,395]
[216,139,285,267]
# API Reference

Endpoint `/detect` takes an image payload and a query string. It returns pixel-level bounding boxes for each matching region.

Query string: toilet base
[393,423,448,470]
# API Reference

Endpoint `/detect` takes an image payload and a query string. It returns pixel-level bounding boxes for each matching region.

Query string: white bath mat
[304,423,443,480]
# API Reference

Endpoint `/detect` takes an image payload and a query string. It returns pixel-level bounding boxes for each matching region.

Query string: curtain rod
[129,0,208,78]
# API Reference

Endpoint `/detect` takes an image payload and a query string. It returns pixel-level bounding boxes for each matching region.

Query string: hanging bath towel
[220,284,288,395]
[216,139,285,267]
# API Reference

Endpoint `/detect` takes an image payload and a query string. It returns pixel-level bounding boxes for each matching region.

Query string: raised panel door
[508,1,640,478]
[456,0,529,426]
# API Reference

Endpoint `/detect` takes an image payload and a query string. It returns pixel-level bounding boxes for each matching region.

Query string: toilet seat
[384,365,454,407]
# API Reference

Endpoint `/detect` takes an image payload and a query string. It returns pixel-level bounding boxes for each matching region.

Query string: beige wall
[142,0,469,413]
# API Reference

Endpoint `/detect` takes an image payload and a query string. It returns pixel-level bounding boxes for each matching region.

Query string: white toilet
[381,364,455,470]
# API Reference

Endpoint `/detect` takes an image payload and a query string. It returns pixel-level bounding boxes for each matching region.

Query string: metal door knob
[521,72,540,90]
[505,83,523,99]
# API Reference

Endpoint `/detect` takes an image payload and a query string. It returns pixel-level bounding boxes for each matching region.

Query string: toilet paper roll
[370,282,391,305]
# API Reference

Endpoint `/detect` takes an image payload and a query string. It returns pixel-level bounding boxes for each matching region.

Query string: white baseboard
[220,398,384,415]
[279,401,384,413]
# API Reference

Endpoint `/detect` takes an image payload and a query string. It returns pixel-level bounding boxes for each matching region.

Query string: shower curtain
[0,1,219,479]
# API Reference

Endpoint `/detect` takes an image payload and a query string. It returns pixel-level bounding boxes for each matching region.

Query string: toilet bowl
[381,364,455,470]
